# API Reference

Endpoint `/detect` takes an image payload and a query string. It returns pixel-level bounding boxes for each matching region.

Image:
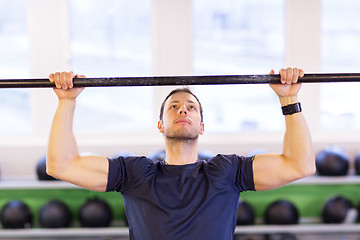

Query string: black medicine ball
[245,149,269,157]
[39,200,72,228]
[198,150,215,160]
[236,200,255,225]
[1,201,33,229]
[322,196,353,223]
[113,151,134,159]
[354,151,360,175]
[122,208,128,226]
[79,198,113,228]
[315,146,349,176]
[36,156,58,180]
[148,150,166,161]
[265,200,299,225]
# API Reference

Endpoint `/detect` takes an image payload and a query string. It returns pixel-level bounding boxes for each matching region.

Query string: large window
[0,0,31,135]
[193,0,285,132]
[1,0,359,142]
[69,0,153,132]
[320,0,360,130]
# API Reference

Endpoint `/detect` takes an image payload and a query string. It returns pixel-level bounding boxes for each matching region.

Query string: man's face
[158,92,204,140]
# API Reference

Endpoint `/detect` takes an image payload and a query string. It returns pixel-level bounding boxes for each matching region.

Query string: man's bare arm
[46,72,109,192]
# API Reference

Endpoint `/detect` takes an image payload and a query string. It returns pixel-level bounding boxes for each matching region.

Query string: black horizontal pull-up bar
[0,73,360,88]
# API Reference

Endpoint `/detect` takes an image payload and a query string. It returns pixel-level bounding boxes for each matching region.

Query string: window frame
[2,0,360,151]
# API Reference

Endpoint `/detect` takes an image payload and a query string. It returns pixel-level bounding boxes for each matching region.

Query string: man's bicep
[252,153,298,191]
[63,155,110,192]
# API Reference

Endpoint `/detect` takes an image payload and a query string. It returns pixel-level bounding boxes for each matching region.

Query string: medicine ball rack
[0,224,357,239]
[0,176,359,239]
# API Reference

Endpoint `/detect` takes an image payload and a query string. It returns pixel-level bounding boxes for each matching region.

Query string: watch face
[282,103,301,115]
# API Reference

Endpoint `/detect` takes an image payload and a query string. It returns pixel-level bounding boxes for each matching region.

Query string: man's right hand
[49,71,85,99]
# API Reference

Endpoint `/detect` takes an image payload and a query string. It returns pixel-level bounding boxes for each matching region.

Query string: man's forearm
[281,97,315,177]
[46,98,80,177]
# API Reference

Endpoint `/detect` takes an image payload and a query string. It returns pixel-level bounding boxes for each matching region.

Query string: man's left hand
[270,67,304,98]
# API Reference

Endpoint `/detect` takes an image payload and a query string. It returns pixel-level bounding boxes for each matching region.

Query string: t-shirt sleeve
[106,156,153,192]
[233,155,255,192]
[209,154,255,192]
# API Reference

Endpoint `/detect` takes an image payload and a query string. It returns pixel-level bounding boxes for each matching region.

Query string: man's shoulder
[207,153,240,162]
[108,155,157,173]
[206,154,254,169]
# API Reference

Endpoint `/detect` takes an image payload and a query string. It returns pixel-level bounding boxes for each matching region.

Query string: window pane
[69,0,153,132]
[320,0,360,130]
[0,0,31,135]
[193,0,285,132]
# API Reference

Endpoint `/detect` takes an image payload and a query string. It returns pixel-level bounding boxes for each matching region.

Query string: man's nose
[178,105,187,115]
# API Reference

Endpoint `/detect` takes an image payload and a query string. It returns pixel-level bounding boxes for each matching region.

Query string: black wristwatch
[281,102,302,115]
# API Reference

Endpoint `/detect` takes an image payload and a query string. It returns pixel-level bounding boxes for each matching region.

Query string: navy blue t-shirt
[106,154,255,240]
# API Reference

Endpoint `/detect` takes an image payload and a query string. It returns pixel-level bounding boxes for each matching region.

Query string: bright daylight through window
[69,0,153,132]
[0,0,31,135]
[192,0,285,132]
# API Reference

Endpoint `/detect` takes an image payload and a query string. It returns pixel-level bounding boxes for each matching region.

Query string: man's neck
[164,138,198,165]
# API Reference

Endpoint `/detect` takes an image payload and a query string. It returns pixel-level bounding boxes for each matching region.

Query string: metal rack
[0,176,359,239]
[1,175,360,189]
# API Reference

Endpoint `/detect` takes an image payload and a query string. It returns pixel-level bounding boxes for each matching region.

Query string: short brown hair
[159,88,203,122]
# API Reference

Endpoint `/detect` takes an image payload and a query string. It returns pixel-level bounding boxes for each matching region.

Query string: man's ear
[200,122,204,135]
[157,120,164,133]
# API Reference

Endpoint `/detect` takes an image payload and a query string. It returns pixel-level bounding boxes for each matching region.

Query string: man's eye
[171,105,177,109]
[189,106,195,110]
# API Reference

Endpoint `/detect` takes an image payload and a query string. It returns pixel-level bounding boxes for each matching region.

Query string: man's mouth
[175,118,191,124]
